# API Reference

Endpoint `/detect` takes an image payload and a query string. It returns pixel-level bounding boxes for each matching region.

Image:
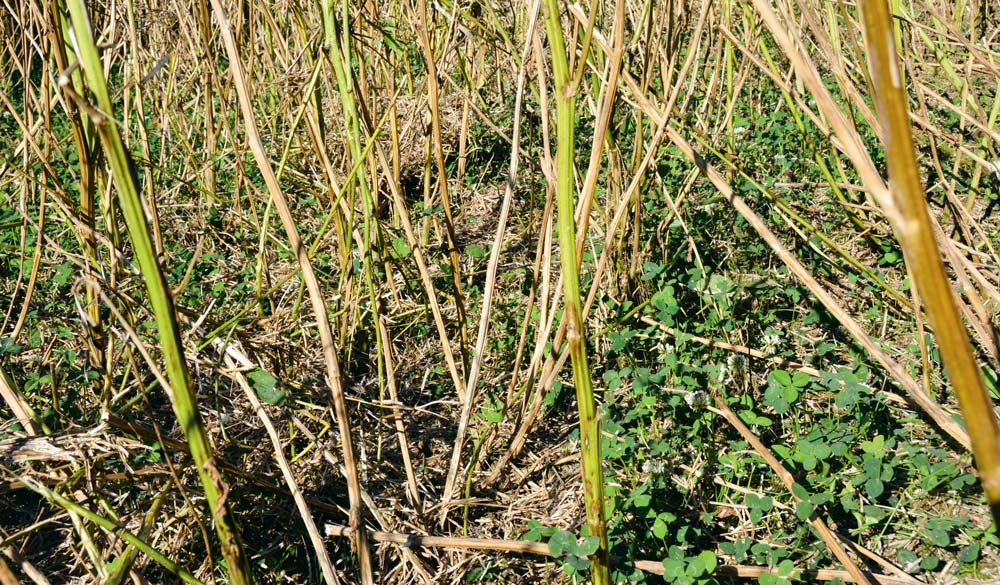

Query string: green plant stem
[60,3,253,582]
[105,482,171,585]
[50,0,104,371]
[9,469,203,585]
[541,0,610,582]
[321,0,389,408]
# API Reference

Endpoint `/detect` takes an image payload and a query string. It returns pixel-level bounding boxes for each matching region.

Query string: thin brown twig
[707,397,872,585]
[217,339,341,585]
[323,522,917,584]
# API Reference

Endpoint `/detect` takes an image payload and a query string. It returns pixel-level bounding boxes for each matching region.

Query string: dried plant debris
[2,0,1000,583]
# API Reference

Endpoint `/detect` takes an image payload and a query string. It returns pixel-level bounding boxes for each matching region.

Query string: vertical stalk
[316,12,381,578]
[319,0,387,388]
[417,0,469,374]
[122,0,162,257]
[722,0,735,149]
[540,1,610,582]
[861,0,1000,526]
[60,2,253,583]
[196,0,218,197]
[50,0,103,370]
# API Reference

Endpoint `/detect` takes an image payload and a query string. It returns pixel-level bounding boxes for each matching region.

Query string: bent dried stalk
[209,0,373,580]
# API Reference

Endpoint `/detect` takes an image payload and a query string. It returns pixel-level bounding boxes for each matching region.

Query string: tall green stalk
[315,3,378,581]
[59,3,253,582]
[541,1,610,582]
[320,0,387,397]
